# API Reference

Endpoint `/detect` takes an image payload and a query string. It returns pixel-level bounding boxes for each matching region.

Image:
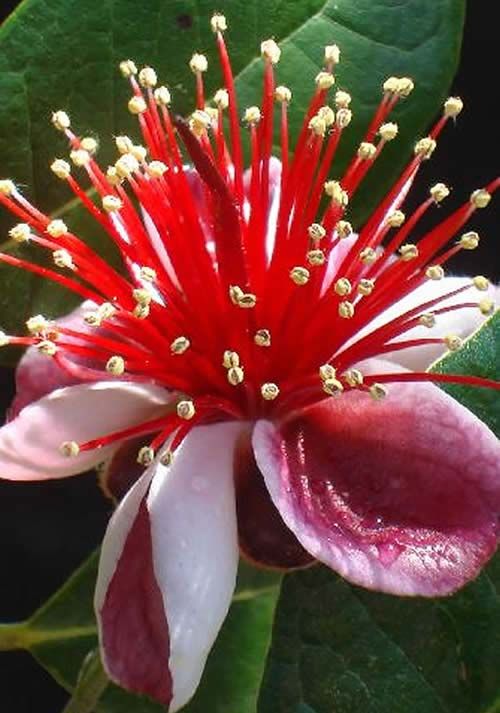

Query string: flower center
[0,13,498,463]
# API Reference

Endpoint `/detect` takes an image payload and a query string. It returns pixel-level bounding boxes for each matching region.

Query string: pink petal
[253,383,500,596]
[235,430,314,569]
[0,381,170,481]
[95,423,242,710]
[9,300,97,419]
[358,277,499,371]
[95,469,173,707]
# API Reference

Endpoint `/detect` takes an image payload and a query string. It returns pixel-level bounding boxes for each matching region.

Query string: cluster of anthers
[0,13,498,466]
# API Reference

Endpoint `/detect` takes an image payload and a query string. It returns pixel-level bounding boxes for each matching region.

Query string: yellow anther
[459,231,480,250]
[324,44,340,63]
[60,440,80,457]
[106,167,122,186]
[336,108,352,128]
[369,383,387,400]
[473,275,490,291]
[80,137,98,154]
[51,158,71,179]
[106,355,125,375]
[386,210,405,228]
[228,366,245,386]
[70,149,90,167]
[115,154,139,178]
[334,90,351,109]
[343,369,364,387]
[170,337,191,354]
[0,179,15,195]
[26,314,48,334]
[254,329,271,347]
[359,247,377,265]
[414,137,436,159]
[261,382,280,401]
[338,300,355,319]
[47,219,68,238]
[139,66,158,88]
[336,220,353,239]
[128,95,147,115]
[308,223,326,242]
[229,286,257,308]
[308,115,327,137]
[99,303,117,320]
[317,106,335,126]
[133,304,150,320]
[399,243,419,261]
[189,53,208,73]
[223,350,240,368]
[131,145,147,162]
[84,311,102,327]
[133,288,152,306]
[154,86,171,106]
[214,89,229,109]
[334,277,352,296]
[102,195,123,213]
[315,71,335,90]
[137,446,155,466]
[160,450,174,466]
[119,59,138,77]
[358,142,377,160]
[9,223,31,243]
[383,76,399,94]
[51,110,70,131]
[205,107,218,122]
[140,266,157,282]
[426,265,445,280]
[116,136,134,155]
[211,13,227,32]
[479,299,495,316]
[0,331,10,347]
[177,400,196,420]
[147,161,167,178]
[190,110,212,136]
[444,334,462,352]
[470,189,491,208]
[275,85,292,103]
[323,378,344,397]
[358,278,375,296]
[379,122,398,141]
[444,96,463,117]
[261,39,281,64]
[396,77,414,96]
[430,182,450,203]
[290,266,310,285]
[419,312,436,328]
[324,180,348,206]
[53,249,75,270]
[319,364,336,381]
[244,106,262,125]
[307,249,326,266]
[37,340,57,356]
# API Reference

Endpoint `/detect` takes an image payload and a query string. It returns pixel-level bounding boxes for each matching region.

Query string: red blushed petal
[100,496,172,707]
[253,383,500,596]
[234,431,314,570]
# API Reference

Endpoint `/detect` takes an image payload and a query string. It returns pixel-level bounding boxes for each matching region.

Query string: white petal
[0,381,170,481]
[147,422,242,712]
[356,276,498,371]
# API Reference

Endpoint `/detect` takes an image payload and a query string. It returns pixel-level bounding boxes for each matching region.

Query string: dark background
[0,1,498,711]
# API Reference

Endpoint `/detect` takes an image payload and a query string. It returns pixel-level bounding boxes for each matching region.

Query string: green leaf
[258,315,500,713]
[431,311,500,436]
[0,549,279,712]
[0,0,464,362]
[258,558,500,713]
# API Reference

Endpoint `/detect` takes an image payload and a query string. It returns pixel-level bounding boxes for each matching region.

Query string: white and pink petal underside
[0,381,170,481]
[253,376,500,597]
[95,422,242,711]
